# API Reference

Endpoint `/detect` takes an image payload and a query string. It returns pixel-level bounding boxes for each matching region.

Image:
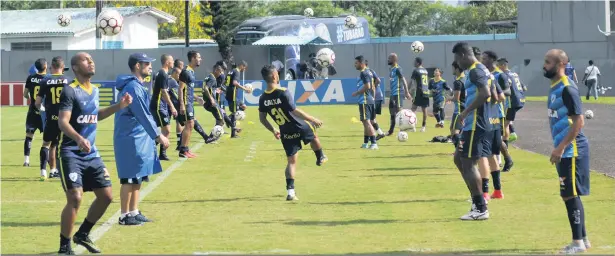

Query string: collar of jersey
[551,76,570,88]
[433,77,442,82]
[186,66,194,71]
[456,73,465,80]
[469,62,480,70]
[264,85,283,94]
[71,80,93,95]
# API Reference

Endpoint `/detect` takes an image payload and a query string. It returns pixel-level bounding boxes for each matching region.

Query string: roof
[252,35,332,46]
[0,6,176,38]
[486,17,518,29]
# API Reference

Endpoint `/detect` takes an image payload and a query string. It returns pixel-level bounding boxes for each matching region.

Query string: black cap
[128,53,156,69]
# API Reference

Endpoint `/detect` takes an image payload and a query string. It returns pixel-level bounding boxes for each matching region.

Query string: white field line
[243,141,262,162]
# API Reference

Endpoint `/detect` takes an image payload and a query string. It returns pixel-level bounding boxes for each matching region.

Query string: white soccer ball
[395,109,417,131]
[344,15,358,29]
[57,14,71,27]
[397,131,409,142]
[411,41,424,53]
[211,125,224,137]
[235,110,246,121]
[304,8,314,17]
[584,110,594,119]
[97,9,124,36]
[244,83,253,92]
[316,48,335,67]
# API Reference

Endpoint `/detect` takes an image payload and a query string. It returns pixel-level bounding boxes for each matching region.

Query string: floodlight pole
[185,0,190,47]
[96,0,103,49]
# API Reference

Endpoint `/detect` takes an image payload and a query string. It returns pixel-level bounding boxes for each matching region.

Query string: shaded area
[249,218,458,226]
[143,195,279,204]
[309,198,461,206]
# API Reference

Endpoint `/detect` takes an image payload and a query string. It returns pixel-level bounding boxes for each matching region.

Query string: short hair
[187,50,199,61]
[452,61,461,71]
[452,42,473,55]
[355,55,366,63]
[173,59,183,68]
[365,59,369,66]
[434,67,442,73]
[472,46,481,56]
[589,60,594,65]
[483,50,498,61]
[496,58,508,65]
[51,56,64,69]
[216,60,228,70]
[161,54,172,65]
[415,57,423,65]
[34,58,46,71]
[261,64,277,82]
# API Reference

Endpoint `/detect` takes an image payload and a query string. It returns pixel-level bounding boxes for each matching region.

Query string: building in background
[0,6,176,51]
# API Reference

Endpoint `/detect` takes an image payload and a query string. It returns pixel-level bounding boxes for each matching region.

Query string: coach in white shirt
[583,60,601,100]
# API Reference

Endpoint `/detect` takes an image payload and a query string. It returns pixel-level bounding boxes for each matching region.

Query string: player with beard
[365,60,385,140]
[386,53,411,135]
[352,56,378,149]
[23,58,47,168]
[410,57,429,132]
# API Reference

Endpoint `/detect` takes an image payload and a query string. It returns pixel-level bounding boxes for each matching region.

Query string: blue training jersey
[565,63,575,81]
[491,68,505,118]
[356,68,375,104]
[429,78,449,104]
[58,80,101,159]
[369,68,383,101]
[463,62,497,132]
[548,77,589,158]
[453,74,466,114]
[389,65,404,96]
[505,70,525,108]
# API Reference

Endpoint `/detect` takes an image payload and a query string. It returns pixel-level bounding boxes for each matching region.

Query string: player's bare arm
[291,108,323,128]
[259,111,279,139]
[23,87,29,99]
[35,95,43,110]
[352,82,371,97]
[402,76,412,99]
[233,80,252,93]
[98,92,132,121]
[58,110,91,153]
[178,81,186,114]
[551,114,584,164]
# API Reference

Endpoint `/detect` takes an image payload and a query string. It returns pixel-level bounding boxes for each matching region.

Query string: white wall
[0,36,69,51]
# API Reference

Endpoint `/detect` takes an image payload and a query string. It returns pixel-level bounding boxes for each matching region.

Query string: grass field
[525,96,615,105]
[1,105,614,254]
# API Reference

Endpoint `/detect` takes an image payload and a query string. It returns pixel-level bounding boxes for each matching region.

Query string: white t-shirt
[585,65,601,80]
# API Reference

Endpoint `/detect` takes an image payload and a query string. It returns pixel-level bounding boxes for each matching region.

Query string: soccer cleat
[502,159,514,172]
[560,243,587,254]
[376,134,386,140]
[119,215,143,226]
[230,135,241,139]
[483,192,491,202]
[369,144,379,150]
[205,136,219,144]
[460,209,490,221]
[316,155,328,166]
[386,131,394,136]
[73,232,101,253]
[49,172,60,179]
[234,128,242,134]
[420,127,426,132]
[360,143,369,149]
[179,151,195,159]
[58,244,75,255]
[159,153,170,161]
[134,212,152,223]
[286,195,299,201]
[491,190,504,199]
[583,237,591,249]
[23,162,30,167]
[509,132,518,143]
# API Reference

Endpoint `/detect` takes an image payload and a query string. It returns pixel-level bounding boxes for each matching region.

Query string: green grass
[1,105,614,254]
[525,96,615,105]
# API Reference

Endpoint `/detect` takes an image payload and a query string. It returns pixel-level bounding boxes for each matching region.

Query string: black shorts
[375,100,383,115]
[458,129,493,159]
[58,156,111,192]
[557,156,590,197]
[25,110,43,134]
[433,101,445,110]
[153,107,171,127]
[389,95,403,110]
[491,128,502,155]
[204,104,224,122]
[177,103,195,126]
[120,176,150,185]
[226,99,237,114]
[43,117,61,144]
[413,96,429,108]
[450,113,462,131]
[281,122,316,157]
[506,106,522,121]
[358,104,375,121]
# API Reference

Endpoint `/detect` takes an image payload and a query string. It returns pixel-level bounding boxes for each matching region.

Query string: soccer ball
[211,125,224,137]
[57,14,71,27]
[411,41,424,53]
[584,110,594,119]
[344,15,358,29]
[235,110,246,121]
[395,109,417,131]
[316,48,335,67]
[304,8,314,17]
[397,131,409,142]
[97,9,123,36]
[244,83,253,92]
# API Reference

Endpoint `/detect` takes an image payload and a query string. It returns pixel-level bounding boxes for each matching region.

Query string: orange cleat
[491,190,504,199]
[483,192,491,202]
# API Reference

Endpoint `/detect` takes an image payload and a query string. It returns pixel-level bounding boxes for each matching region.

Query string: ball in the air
[344,15,358,29]
[397,131,409,142]
[411,41,424,53]
[244,83,253,92]
[585,110,594,119]
[395,109,417,131]
[304,8,314,17]
[97,9,124,36]
[316,48,335,67]
[57,14,71,27]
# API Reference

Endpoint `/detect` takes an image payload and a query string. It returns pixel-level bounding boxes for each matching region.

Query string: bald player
[544,49,591,254]
[386,53,411,135]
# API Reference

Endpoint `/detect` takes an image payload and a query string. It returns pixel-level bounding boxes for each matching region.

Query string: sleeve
[494,79,503,94]
[258,97,266,113]
[562,86,583,116]
[179,70,188,84]
[396,67,404,77]
[161,73,169,90]
[428,79,434,90]
[498,74,509,90]
[360,71,370,85]
[411,69,418,80]
[125,83,161,139]
[469,69,490,90]
[443,81,451,91]
[37,82,47,98]
[59,86,75,112]
[281,90,297,112]
[231,70,240,83]
[584,67,590,74]
[453,80,461,91]
[596,67,601,75]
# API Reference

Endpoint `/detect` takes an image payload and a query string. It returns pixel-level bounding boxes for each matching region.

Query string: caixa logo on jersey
[77,115,98,124]
[244,79,360,106]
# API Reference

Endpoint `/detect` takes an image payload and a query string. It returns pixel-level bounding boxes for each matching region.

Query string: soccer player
[450,61,465,142]
[543,49,591,253]
[351,56,378,149]
[35,56,69,180]
[497,58,525,170]
[171,61,184,149]
[177,51,200,157]
[150,54,178,160]
[452,42,493,220]
[57,52,132,254]
[257,64,327,201]
[365,60,385,140]
[203,64,226,129]
[225,61,253,138]
[410,57,429,132]
[386,53,411,136]
[215,60,233,128]
[565,58,579,83]
[428,68,451,128]
[23,58,47,167]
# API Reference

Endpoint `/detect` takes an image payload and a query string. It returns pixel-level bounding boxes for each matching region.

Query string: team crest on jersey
[550,95,556,103]
[559,177,566,186]
[69,172,78,182]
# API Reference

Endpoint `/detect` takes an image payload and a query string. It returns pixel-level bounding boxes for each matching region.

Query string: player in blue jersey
[452,42,493,220]
[544,49,591,254]
[450,61,465,143]
[258,65,327,201]
[565,58,579,84]
[497,58,525,168]
[428,68,451,128]
[386,53,411,136]
[365,60,385,140]
[202,64,226,135]
[23,58,47,167]
[352,56,378,150]
[35,56,70,180]
[57,52,133,254]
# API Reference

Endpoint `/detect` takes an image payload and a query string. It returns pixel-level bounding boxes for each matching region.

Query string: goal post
[597,0,614,36]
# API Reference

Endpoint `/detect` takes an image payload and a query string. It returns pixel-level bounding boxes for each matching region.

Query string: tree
[353,0,432,37]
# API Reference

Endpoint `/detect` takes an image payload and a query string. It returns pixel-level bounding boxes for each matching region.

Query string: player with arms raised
[56,52,132,254]
[258,65,327,201]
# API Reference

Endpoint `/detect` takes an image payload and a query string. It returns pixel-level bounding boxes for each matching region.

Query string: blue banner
[97,78,379,107]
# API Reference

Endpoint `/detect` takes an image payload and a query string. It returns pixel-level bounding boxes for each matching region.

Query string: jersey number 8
[271,108,290,125]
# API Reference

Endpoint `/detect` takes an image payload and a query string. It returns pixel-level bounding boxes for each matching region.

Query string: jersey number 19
[51,87,63,104]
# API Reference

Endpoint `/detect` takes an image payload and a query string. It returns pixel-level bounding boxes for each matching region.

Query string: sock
[363,136,368,144]
[194,120,209,140]
[77,218,95,235]
[24,137,32,157]
[372,122,380,132]
[24,155,30,163]
[223,114,232,128]
[491,171,501,190]
[230,115,237,137]
[121,212,130,218]
[509,124,515,133]
[160,144,166,155]
[504,140,509,147]
[176,132,182,146]
[370,136,377,144]
[422,119,426,127]
[440,108,446,120]
[389,115,396,133]
[60,234,71,247]
[482,178,490,193]
[40,147,49,171]
[286,178,294,190]
[472,195,487,212]
[129,209,139,216]
[314,149,323,159]
[434,112,441,123]
[565,197,584,240]
[580,197,587,238]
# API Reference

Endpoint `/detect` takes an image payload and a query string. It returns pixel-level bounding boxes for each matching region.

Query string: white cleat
[369,144,379,150]
[460,209,489,221]
[420,127,426,132]
[560,242,587,254]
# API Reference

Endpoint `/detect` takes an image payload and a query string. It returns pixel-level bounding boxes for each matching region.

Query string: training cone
[248,121,254,125]
[351,117,360,123]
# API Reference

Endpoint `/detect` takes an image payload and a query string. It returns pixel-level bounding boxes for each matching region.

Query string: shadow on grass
[346,166,445,172]
[144,195,279,204]
[363,173,453,178]
[2,221,82,228]
[0,138,24,142]
[305,248,553,255]
[249,218,458,226]
[308,198,460,206]
[1,177,58,182]
[368,152,452,159]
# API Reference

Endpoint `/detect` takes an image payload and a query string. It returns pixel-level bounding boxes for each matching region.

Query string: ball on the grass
[584,110,594,119]
[397,131,409,142]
